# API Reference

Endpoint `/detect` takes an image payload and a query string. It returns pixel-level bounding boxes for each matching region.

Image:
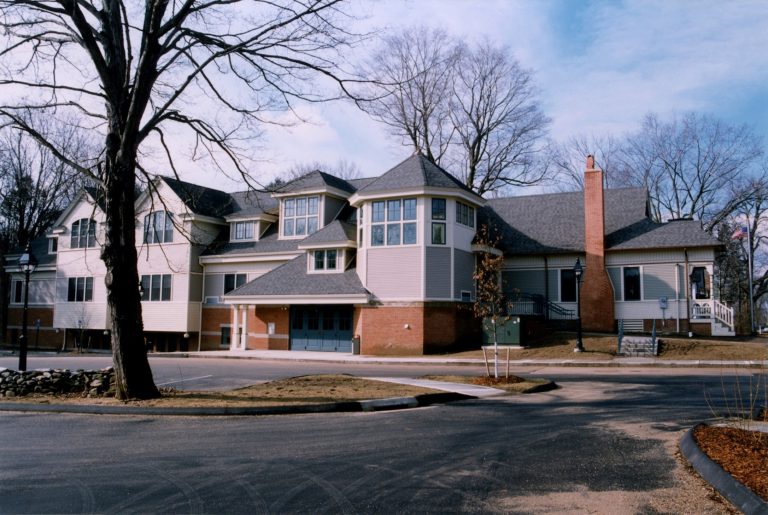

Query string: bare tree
[450,41,550,195]
[363,28,550,195]
[363,27,458,164]
[0,111,93,346]
[623,112,763,223]
[547,134,628,192]
[0,0,361,399]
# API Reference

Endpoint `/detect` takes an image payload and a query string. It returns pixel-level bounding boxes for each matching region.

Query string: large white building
[4,154,734,355]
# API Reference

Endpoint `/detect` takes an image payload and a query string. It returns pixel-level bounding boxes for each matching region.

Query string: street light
[17,243,38,371]
[574,257,584,353]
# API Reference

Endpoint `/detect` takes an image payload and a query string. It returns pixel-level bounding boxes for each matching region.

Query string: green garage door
[290,306,353,352]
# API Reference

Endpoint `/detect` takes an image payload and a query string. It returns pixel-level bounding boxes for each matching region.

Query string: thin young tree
[0,0,361,399]
[472,223,507,378]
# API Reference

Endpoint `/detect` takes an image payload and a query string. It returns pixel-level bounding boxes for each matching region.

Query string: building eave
[222,293,370,305]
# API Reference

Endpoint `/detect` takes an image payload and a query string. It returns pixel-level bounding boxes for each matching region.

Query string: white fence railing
[713,300,734,330]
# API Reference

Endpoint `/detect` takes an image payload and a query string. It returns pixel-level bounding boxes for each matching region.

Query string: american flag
[731,226,748,240]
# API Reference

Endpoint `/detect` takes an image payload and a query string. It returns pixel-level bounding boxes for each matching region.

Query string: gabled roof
[160,177,235,218]
[300,220,356,246]
[355,153,480,199]
[480,187,713,254]
[276,170,357,195]
[226,255,369,297]
[607,219,719,250]
[4,236,57,270]
[201,224,300,257]
[228,190,279,218]
[83,186,106,212]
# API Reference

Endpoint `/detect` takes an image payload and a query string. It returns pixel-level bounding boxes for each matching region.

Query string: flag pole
[747,223,755,334]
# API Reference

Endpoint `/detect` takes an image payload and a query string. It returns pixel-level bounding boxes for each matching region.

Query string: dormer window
[283,196,319,237]
[313,249,338,271]
[70,218,96,248]
[143,211,173,244]
[234,221,254,240]
[48,237,58,254]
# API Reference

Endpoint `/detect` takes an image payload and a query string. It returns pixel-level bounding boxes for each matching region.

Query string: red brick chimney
[580,155,615,332]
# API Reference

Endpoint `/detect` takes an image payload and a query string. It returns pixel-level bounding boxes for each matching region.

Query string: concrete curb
[0,391,474,417]
[150,352,768,368]
[679,424,768,515]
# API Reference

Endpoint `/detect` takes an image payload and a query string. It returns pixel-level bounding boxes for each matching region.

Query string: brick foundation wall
[357,302,479,355]
[247,306,290,350]
[200,306,230,350]
[5,306,63,350]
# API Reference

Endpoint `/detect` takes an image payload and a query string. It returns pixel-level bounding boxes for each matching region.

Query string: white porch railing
[713,300,734,330]
[691,299,735,330]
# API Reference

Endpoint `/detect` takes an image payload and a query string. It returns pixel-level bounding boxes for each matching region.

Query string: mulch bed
[471,376,525,386]
[693,424,768,502]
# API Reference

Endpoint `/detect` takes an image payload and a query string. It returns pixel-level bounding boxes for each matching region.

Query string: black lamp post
[18,243,38,371]
[574,257,584,353]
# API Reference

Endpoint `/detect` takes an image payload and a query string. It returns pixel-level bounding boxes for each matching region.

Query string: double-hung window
[313,250,338,270]
[13,281,23,303]
[431,198,446,245]
[623,267,641,301]
[143,211,173,244]
[224,273,247,294]
[67,277,94,302]
[140,274,172,301]
[560,269,577,302]
[456,201,475,227]
[283,196,319,237]
[234,221,254,240]
[70,219,96,248]
[371,198,417,246]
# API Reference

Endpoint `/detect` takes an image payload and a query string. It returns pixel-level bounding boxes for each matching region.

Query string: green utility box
[482,317,521,345]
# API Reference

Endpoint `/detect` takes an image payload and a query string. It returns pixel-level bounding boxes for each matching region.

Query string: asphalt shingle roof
[300,220,357,245]
[229,190,279,217]
[161,177,235,218]
[356,153,478,197]
[227,255,369,297]
[480,187,715,253]
[202,224,300,257]
[5,236,57,268]
[276,170,357,194]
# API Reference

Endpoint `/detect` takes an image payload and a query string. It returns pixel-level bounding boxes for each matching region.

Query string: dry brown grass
[2,375,442,408]
[421,374,553,394]
[438,333,768,361]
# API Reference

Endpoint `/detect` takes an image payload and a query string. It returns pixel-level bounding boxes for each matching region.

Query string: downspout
[684,249,691,336]
[543,256,549,320]
[675,263,680,333]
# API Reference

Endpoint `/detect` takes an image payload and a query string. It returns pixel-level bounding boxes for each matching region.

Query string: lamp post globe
[18,243,38,371]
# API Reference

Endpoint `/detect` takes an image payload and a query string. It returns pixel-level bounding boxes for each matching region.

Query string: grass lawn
[438,333,768,361]
[1,375,444,408]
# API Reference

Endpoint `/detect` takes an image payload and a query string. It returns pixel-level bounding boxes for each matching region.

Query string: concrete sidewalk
[153,349,767,368]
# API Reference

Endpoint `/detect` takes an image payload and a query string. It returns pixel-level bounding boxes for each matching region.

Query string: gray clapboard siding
[642,264,676,300]
[453,249,474,299]
[501,270,546,297]
[426,246,451,298]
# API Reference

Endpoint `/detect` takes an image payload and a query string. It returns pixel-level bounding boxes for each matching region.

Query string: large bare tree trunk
[101,146,158,400]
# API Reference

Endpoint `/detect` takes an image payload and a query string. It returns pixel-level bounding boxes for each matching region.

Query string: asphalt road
[1,355,765,513]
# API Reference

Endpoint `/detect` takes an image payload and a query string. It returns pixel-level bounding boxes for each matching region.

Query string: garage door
[290,306,353,352]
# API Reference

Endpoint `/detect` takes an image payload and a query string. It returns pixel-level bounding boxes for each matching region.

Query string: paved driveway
[0,357,751,513]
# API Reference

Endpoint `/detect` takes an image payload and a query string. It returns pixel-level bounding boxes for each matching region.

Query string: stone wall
[0,367,114,398]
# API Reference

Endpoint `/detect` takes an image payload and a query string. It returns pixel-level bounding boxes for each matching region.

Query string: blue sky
[196,0,768,190]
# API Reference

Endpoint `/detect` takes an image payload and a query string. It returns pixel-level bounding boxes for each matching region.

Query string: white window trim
[619,265,643,302]
[231,220,256,242]
[309,249,343,274]
[281,195,322,239]
[370,198,418,247]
